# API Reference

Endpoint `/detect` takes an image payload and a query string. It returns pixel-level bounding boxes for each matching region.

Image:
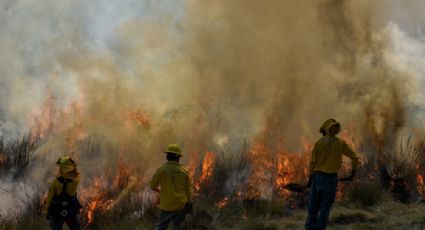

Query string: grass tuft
[346,181,385,206]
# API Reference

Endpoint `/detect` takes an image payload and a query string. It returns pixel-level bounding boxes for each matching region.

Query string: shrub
[346,181,385,206]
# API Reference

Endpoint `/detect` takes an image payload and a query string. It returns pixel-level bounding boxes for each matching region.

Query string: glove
[42,208,49,221]
[184,202,193,214]
[338,169,356,182]
[305,175,313,188]
[346,169,356,181]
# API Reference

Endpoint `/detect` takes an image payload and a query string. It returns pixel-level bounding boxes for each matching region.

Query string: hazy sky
[1,0,425,141]
[0,0,185,136]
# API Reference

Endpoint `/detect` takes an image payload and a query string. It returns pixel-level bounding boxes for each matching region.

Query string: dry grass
[0,134,38,179]
[201,200,425,230]
[2,190,425,229]
[346,180,386,207]
[3,134,425,229]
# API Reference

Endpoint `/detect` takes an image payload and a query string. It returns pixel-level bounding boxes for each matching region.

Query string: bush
[346,181,385,206]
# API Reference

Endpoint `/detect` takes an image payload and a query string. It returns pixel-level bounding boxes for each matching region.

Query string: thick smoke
[183,0,413,152]
[1,0,425,215]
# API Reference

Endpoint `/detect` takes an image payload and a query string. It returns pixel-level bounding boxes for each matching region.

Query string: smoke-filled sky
[2,0,425,215]
[0,0,184,134]
[1,0,425,152]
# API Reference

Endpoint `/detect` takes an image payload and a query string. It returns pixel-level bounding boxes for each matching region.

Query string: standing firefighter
[45,156,82,230]
[151,144,193,230]
[305,119,359,230]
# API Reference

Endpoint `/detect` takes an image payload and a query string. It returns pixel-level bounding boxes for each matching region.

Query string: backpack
[48,177,82,219]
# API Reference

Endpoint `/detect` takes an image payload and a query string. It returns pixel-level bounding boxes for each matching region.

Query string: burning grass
[5,197,425,230]
[1,131,425,229]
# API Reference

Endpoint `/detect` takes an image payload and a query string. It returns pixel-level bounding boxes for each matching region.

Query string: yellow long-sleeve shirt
[309,136,359,175]
[150,161,192,211]
[45,175,80,212]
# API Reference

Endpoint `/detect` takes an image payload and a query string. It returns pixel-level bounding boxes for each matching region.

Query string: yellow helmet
[164,144,183,156]
[319,118,341,136]
[56,156,76,166]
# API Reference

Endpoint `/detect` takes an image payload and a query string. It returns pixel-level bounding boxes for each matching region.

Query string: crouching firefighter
[305,119,359,230]
[45,156,82,230]
[151,144,193,230]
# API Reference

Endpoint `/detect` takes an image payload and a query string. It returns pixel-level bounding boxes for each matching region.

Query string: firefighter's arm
[342,141,359,176]
[44,179,57,213]
[306,144,318,188]
[150,169,161,193]
[185,172,192,201]
[68,175,80,196]
[309,144,318,175]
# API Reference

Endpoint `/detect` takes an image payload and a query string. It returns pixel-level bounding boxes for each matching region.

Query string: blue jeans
[305,172,338,230]
[156,209,186,230]
[49,216,81,230]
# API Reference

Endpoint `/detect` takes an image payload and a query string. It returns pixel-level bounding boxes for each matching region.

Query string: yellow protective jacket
[309,119,359,175]
[45,173,80,212]
[150,161,192,211]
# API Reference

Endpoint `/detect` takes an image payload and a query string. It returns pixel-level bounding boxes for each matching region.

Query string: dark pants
[156,209,186,230]
[49,216,81,230]
[305,172,338,230]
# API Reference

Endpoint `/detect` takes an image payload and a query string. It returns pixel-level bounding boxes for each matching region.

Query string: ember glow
[417,174,425,196]
[217,197,230,208]
[0,154,5,166]
[417,164,425,196]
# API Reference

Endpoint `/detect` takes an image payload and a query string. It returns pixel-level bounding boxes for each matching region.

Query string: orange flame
[247,135,311,200]
[113,155,130,189]
[247,139,274,199]
[416,164,425,196]
[87,200,98,224]
[200,151,216,182]
[0,153,5,166]
[417,174,424,196]
[126,109,150,130]
[275,155,290,195]
[84,177,102,224]
[190,151,217,194]
[80,155,131,225]
[30,90,56,141]
[217,197,229,208]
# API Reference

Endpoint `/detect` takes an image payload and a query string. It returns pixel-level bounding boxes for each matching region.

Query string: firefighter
[150,144,192,230]
[45,156,81,230]
[305,119,359,230]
